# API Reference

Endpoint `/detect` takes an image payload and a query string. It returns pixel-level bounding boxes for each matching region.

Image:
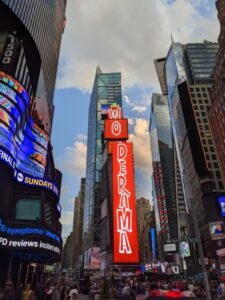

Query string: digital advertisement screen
[0,71,59,196]
[218,196,225,217]
[209,221,225,240]
[180,241,190,257]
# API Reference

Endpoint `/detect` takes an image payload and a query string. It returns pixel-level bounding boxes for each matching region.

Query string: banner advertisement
[112,142,139,264]
[209,221,225,240]
[0,218,61,255]
[84,247,101,270]
[180,241,191,258]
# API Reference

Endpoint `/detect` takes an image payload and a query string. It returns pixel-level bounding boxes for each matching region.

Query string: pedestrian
[44,284,54,300]
[69,285,78,300]
[2,282,14,300]
[35,283,44,300]
[22,284,34,300]
[60,287,68,300]
[14,283,23,300]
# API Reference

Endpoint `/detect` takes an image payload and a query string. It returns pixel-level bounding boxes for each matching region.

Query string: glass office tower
[163,41,224,263]
[83,67,122,250]
[150,93,178,259]
[1,0,66,109]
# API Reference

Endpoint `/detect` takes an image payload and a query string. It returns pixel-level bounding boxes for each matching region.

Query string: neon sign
[112,142,139,263]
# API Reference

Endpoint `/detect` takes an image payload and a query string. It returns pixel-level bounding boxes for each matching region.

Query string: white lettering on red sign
[111,121,122,136]
[116,143,132,254]
[108,106,122,119]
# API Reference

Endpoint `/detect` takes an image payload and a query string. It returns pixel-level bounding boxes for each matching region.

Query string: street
[77,295,146,300]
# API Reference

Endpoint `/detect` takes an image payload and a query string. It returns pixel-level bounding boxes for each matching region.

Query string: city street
[78,295,146,300]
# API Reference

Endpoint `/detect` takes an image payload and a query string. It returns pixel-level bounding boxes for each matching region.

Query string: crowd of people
[1,277,225,299]
[88,276,225,299]
[0,282,78,300]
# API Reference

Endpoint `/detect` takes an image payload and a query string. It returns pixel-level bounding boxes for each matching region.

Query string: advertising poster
[112,142,139,264]
[84,247,101,270]
[209,221,225,240]
[180,241,191,257]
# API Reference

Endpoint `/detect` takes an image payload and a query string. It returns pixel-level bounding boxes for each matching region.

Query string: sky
[51,0,219,237]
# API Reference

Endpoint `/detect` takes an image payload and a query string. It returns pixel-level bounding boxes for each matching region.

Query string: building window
[15,198,41,221]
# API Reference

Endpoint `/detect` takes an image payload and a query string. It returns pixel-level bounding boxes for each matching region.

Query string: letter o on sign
[111,121,121,136]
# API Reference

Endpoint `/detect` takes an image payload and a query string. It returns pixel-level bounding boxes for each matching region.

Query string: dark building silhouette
[209,0,225,188]
[0,0,66,285]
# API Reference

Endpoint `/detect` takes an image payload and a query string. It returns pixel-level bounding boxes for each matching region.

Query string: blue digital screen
[150,227,156,259]
[218,196,225,217]
[0,73,49,179]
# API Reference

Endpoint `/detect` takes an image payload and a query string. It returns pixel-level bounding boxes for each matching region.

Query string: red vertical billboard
[112,142,139,264]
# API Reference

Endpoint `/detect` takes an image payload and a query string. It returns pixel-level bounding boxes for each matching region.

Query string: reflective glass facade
[164,41,224,258]
[150,94,178,254]
[184,43,219,84]
[83,68,122,249]
[1,0,66,108]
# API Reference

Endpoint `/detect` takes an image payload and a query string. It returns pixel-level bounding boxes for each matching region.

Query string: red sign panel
[112,142,139,264]
[104,119,128,140]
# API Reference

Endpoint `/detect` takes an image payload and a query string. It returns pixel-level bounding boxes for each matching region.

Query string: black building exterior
[0,0,66,285]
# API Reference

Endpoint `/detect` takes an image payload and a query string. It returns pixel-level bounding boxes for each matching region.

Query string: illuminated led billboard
[112,142,139,264]
[0,71,58,196]
[104,119,128,140]
[218,196,225,217]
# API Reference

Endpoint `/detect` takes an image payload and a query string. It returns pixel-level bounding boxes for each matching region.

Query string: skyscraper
[136,198,154,264]
[0,0,66,284]
[83,68,122,250]
[150,93,178,259]
[0,0,66,112]
[209,0,225,187]
[160,40,224,265]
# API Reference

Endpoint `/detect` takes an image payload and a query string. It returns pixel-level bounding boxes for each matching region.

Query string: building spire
[96,66,102,74]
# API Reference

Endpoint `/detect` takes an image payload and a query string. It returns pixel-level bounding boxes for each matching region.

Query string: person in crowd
[22,284,34,300]
[44,284,54,300]
[35,283,44,300]
[14,283,23,300]
[69,285,78,300]
[2,282,14,300]
[60,286,68,300]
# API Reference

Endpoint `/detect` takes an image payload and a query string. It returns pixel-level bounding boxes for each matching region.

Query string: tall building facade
[209,0,225,187]
[160,41,225,264]
[0,0,66,285]
[1,0,66,113]
[83,68,122,250]
[136,198,154,264]
[62,178,85,271]
[150,93,179,259]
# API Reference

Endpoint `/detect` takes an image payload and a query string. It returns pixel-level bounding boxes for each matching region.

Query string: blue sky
[52,0,218,237]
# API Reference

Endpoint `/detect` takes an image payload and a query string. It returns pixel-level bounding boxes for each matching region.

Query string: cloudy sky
[52,0,219,237]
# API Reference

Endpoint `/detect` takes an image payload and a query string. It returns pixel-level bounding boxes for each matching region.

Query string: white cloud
[130,118,152,172]
[57,0,219,91]
[128,118,134,126]
[124,94,151,114]
[60,211,73,227]
[59,135,87,177]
